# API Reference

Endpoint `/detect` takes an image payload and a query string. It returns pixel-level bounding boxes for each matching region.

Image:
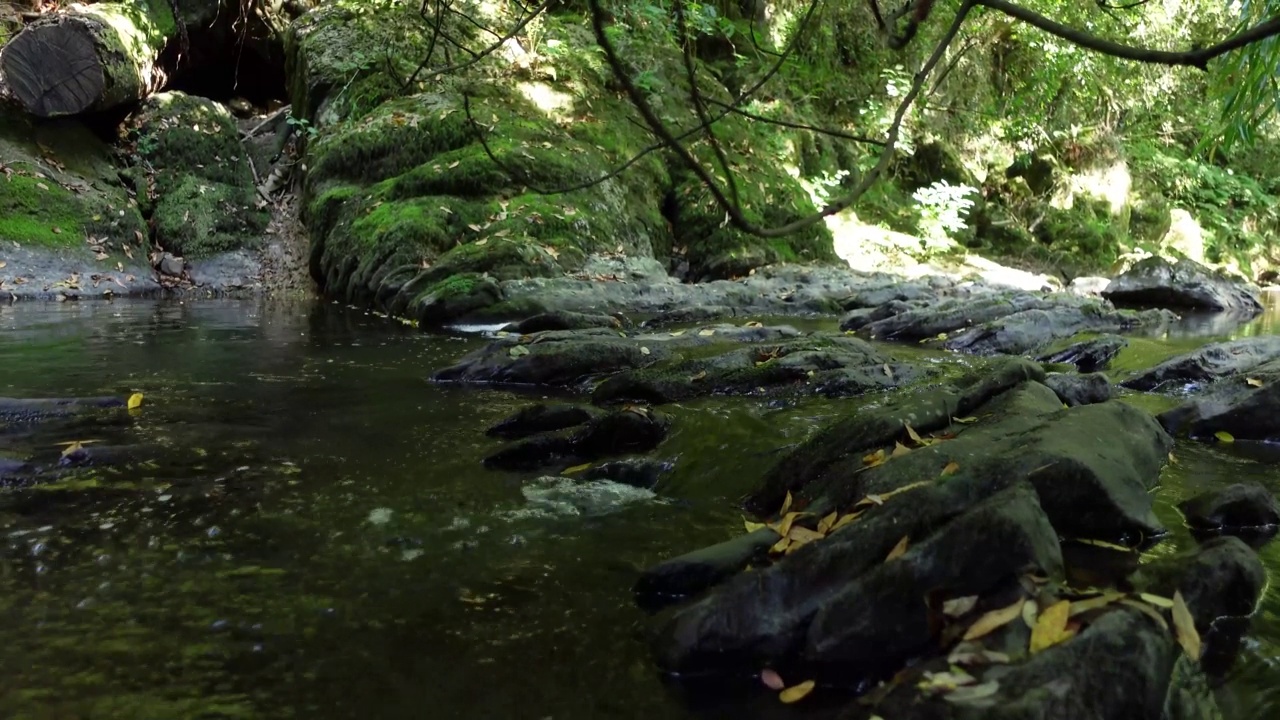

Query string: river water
[0,298,1278,719]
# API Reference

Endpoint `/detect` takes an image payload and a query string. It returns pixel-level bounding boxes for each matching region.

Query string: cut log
[0,0,177,117]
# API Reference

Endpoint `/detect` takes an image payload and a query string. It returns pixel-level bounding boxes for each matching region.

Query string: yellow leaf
[1247,377,1264,388]
[891,441,911,458]
[953,416,978,424]
[905,424,924,445]
[669,330,685,336]
[689,370,707,381]
[940,461,960,477]
[885,535,910,561]
[780,491,794,516]
[1021,597,1038,628]
[862,449,886,467]
[698,329,715,337]
[1074,538,1136,553]
[778,680,815,704]
[770,536,791,554]
[743,518,766,533]
[743,321,763,328]
[963,599,1026,641]
[0,261,6,268]
[1068,592,1124,617]
[1214,430,1235,443]
[832,511,862,531]
[1029,600,1071,653]
[60,440,84,458]
[1120,598,1168,631]
[126,392,144,410]
[1172,591,1201,660]
[562,463,591,475]
[1139,592,1174,609]
[942,595,979,618]
[787,525,825,545]
[817,511,838,535]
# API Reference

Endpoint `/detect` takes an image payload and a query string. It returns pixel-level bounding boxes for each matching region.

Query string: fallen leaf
[0,261,6,268]
[943,680,1001,704]
[942,595,980,618]
[669,330,685,336]
[1021,598,1038,628]
[940,461,960,477]
[953,416,978,424]
[640,346,651,355]
[126,392,144,410]
[1139,593,1174,609]
[963,599,1026,641]
[1172,591,1201,660]
[883,363,893,378]
[817,511,838,535]
[1120,598,1169,631]
[918,668,975,692]
[891,441,912,458]
[786,525,825,546]
[778,680,815,704]
[448,160,460,169]
[770,536,791,554]
[1029,600,1071,653]
[689,370,707,381]
[1075,538,1136,552]
[743,321,763,328]
[760,669,785,691]
[508,345,530,358]
[831,511,862,531]
[947,642,1011,666]
[744,517,766,533]
[698,329,715,337]
[562,463,591,475]
[780,491,794,516]
[1214,430,1235,443]
[773,511,803,538]
[1247,377,1264,388]
[885,535,910,561]
[862,449,887,467]
[905,424,924,445]
[1069,592,1124,617]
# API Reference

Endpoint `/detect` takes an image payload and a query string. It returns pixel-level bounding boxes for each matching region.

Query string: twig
[403,0,553,89]
[241,105,291,139]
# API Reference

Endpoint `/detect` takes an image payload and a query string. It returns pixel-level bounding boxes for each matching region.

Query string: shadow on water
[4,294,1280,719]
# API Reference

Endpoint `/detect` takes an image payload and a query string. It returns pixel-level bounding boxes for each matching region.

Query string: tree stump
[0,1,177,117]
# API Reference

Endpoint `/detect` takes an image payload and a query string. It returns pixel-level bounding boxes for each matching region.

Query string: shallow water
[0,297,1278,719]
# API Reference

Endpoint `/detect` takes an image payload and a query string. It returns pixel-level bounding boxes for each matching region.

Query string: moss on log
[0,0,177,117]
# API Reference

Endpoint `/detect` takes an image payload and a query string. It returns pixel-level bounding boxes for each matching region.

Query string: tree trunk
[0,0,177,118]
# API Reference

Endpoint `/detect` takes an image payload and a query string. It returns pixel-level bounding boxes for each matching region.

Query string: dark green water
[0,298,1278,720]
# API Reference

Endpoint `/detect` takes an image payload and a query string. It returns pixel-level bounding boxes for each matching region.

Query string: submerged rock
[1103,256,1262,314]
[943,304,1171,356]
[485,403,598,440]
[1044,372,1115,407]
[483,407,670,471]
[1037,335,1128,373]
[516,476,658,518]
[1179,484,1280,531]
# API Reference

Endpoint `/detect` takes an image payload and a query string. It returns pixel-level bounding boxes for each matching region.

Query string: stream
[1,298,1279,719]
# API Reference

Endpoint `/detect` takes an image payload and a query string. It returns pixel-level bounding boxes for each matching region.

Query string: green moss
[0,176,87,246]
[152,176,268,258]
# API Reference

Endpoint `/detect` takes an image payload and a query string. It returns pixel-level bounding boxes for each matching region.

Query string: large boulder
[1103,256,1262,314]
[1122,337,1280,393]
[128,92,268,258]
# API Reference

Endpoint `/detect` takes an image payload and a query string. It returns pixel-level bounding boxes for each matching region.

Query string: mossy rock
[1128,191,1172,245]
[1034,198,1124,273]
[131,92,267,257]
[0,109,145,249]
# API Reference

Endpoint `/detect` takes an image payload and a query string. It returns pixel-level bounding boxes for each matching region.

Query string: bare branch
[404,0,554,89]
[702,98,887,146]
[974,0,1280,70]
[673,0,741,208]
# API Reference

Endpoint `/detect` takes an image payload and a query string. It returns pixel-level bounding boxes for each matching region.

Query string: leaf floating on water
[891,441,912,458]
[1029,600,1071,653]
[562,463,591,475]
[1139,593,1174,609]
[963,599,1026,641]
[778,680,815,704]
[1247,377,1264,388]
[885,535,910,561]
[1214,430,1235,443]
[126,392,144,410]
[508,345,530,358]
[942,595,979,618]
[760,668,785,691]
[1172,591,1202,660]
[941,461,960,477]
